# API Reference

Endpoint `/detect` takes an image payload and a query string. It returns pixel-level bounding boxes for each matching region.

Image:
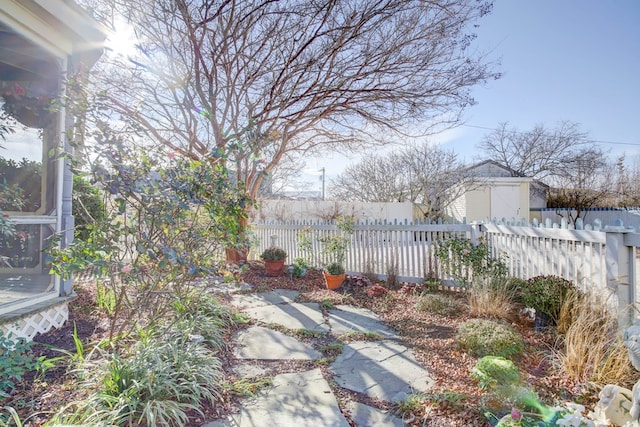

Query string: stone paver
[243,302,329,332]
[217,287,435,426]
[328,305,398,338]
[348,402,406,427]
[230,289,299,309]
[203,369,350,427]
[234,326,321,360]
[330,340,434,401]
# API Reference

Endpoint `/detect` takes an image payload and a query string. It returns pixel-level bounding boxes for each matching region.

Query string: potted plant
[260,246,287,276]
[323,261,346,290]
[224,228,257,265]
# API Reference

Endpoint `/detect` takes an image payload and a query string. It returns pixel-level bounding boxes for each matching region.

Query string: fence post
[624,232,640,323]
[605,228,633,326]
[470,223,482,246]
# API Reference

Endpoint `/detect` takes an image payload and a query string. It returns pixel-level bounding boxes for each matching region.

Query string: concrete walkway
[205,289,433,427]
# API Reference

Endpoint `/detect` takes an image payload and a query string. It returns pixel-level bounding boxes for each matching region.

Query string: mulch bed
[3,262,579,427]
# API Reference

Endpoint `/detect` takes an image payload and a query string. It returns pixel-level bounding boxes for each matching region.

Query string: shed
[446,160,548,223]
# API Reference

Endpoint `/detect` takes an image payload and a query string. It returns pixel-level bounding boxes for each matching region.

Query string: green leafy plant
[298,216,354,274]
[395,392,428,418]
[222,377,272,397]
[259,246,287,261]
[320,298,336,310]
[338,331,381,342]
[456,319,524,359]
[471,356,521,391]
[48,140,248,341]
[59,331,223,426]
[325,261,345,275]
[291,257,308,278]
[425,390,468,408]
[435,237,507,286]
[95,280,116,315]
[0,331,41,397]
[518,275,575,324]
[422,278,441,292]
[171,291,236,350]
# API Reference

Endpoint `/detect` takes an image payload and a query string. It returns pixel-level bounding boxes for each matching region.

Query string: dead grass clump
[468,278,516,321]
[555,291,635,388]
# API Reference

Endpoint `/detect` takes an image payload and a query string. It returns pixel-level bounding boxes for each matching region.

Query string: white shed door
[490,185,520,220]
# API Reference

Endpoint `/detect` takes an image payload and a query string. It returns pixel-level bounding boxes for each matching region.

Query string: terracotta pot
[225,247,248,264]
[264,259,285,276]
[323,271,346,290]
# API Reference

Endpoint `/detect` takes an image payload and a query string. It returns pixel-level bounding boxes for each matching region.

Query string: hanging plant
[1,82,55,128]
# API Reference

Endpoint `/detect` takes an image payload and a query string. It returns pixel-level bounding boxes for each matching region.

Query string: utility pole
[321,167,325,200]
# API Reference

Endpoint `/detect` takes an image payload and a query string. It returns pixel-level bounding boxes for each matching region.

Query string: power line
[460,124,640,147]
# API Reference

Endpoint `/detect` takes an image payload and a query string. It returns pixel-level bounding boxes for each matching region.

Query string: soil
[3,263,582,427]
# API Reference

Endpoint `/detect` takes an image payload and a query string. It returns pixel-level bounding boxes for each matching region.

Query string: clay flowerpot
[323,271,346,290]
[264,259,285,277]
[225,247,248,265]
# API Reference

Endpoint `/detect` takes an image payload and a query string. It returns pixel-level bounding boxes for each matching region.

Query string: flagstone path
[203,289,434,427]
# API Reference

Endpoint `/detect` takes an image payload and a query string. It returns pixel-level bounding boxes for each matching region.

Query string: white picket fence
[252,217,640,322]
[253,219,476,284]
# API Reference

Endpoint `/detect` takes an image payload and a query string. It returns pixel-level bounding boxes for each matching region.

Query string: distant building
[445,160,548,223]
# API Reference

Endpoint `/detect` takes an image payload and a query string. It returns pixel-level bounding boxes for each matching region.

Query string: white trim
[0,290,57,316]
[0,3,71,58]
[6,215,57,225]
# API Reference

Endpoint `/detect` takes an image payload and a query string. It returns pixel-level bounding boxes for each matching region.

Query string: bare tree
[546,150,616,224]
[330,143,473,219]
[84,0,498,211]
[610,154,640,207]
[330,152,406,203]
[478,121,600,181]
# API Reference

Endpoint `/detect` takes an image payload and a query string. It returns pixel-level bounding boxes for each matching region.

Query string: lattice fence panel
[1,302,69,341]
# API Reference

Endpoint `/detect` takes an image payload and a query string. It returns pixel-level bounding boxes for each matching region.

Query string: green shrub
[292,257,308,277]
[0,331,41,397]
[471,356,520,391]
[435,237,507,286]
[456,319,524,359]
[415,293,464,316]
[519,275,575,323]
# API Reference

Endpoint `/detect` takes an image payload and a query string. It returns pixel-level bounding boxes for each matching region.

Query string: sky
[303,0,640,194]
